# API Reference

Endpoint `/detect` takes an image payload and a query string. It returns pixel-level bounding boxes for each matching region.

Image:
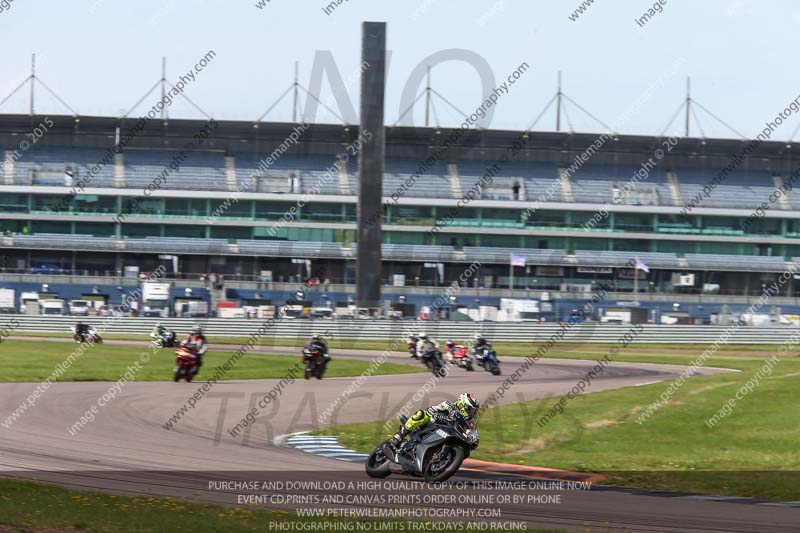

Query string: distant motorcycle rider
[472,334,492,364]
[181,325,207,367]
[304,332,330,370]
[151,321,166,339]
[74,321,90,341]
[392,393,480,447]
[75,321,89,337]
[406,334,420,358]
[416,332,439,359]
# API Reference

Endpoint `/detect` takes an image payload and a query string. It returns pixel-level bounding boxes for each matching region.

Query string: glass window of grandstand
[444,207,479,226]
[119,197,163,217]
[476,234,519,247]
[164,198,191,217]
[614,213,652,232]
[343,204,356,222]
[440,235,477,248]
[255,201,296,220]
[611,239,650,252]
[571,211,611,231]
[699,241,759,255]
[389,206,434,225]
[0,193,28,213]
[121,223,161,238]
[75,222,114,237]
[218,199,252,219]
[701,215,743,235]
[745,216,781,236]
[787,220,800,238]
[31,221,72,234]
[264,227,336,243]
[32,194,67,213]
[210,226,251,240]
[163,198,209,217]
[657,214,698,233]
[570,237,609,252]
[0,220,27,235]
[75,195,117,215]
[524,210,565,229]
[480,207,520,226]
[166,225,206,239]
[386,231,427,245]
[303,202,344,223]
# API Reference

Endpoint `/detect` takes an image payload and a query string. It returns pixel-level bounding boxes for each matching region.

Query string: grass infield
[0,340,424,382]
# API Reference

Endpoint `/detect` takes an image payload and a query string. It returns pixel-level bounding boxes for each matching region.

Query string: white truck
[0,288,15,312]
[19,291,40,315]
[40,299,67,315]
[177,300,209,318]
[141,282,171,318]
[68,299,91,316]
[497,298,540,321]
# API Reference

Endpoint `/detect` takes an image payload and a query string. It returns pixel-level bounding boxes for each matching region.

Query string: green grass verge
[0,479,565,533]
[318,346,800,500]
[0,340,424,382]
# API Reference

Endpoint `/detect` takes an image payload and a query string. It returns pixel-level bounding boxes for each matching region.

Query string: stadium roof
[0,113,794,168]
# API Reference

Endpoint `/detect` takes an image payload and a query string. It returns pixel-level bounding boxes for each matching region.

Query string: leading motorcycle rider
[416,332,440,359]
[181,325,207,367]
[391,393,480,447]
[304,332,330,371]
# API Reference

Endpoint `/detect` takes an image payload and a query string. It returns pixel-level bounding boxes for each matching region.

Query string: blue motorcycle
[476,348,501,376]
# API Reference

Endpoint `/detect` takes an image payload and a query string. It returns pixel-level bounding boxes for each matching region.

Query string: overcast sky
[0,0,796,140]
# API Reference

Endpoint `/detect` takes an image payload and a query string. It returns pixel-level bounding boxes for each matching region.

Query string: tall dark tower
[356,22,386,310]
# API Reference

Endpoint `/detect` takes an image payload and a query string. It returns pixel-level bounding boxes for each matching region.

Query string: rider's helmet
[445,339,455,348]
[473,334,486,345]
[156,322,162,328]
[419,332,428,340]
[311,332,322,341]
[191,325,202,335]
[456,393,480,420]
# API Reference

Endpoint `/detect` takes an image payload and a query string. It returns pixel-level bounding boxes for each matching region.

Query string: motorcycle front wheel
[365,441,392,478]
[423,445,465,482]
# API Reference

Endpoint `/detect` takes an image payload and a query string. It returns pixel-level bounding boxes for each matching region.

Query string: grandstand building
[1,113,799,317]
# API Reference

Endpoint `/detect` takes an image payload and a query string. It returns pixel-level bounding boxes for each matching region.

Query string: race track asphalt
[1,338,797,532]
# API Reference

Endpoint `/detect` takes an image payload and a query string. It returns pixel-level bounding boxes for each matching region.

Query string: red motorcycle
[174,344,200,382]
[447,344,474,371]
[406,335,420,359]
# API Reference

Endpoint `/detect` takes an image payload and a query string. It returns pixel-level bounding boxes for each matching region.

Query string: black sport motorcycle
[420,349,447,377]
[476,348,501,376]
[366,415,479,482]
[302,347,327,379]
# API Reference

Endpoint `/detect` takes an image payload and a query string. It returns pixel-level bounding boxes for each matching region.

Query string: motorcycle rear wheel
[423,445,465,482]
[365,442,392,478]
